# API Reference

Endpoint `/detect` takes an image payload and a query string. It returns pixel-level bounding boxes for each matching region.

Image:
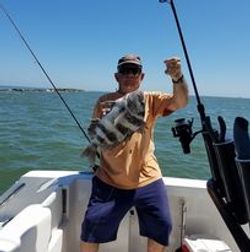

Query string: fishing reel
[172,118,201,154]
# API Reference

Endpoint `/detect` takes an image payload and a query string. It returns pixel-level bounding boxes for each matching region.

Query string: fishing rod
[160,0,206,121]
[160,1,250,251]
[0,2,91,143]
[160,0,223,153]
[160,0,219,156]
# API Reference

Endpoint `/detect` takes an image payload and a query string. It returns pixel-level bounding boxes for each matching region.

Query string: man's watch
[172,75,184,84]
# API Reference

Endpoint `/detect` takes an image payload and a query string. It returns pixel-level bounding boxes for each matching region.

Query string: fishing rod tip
[159,0,172,4]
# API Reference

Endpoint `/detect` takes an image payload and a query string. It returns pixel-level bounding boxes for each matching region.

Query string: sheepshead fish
[82,90,145,166]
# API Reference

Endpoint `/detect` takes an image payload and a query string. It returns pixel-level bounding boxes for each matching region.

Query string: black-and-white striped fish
[81,90,145,165]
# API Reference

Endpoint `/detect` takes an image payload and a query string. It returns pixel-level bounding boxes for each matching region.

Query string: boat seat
[0,204,52,252]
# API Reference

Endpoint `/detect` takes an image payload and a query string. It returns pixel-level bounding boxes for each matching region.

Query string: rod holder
[236,159,250,221]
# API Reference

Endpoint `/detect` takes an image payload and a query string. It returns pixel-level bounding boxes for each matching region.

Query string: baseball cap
[117,54,142,68]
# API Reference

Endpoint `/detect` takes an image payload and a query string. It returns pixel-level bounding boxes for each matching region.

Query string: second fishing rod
[159,0,233,193]
[160,0,221,150]
[160,2,250,251]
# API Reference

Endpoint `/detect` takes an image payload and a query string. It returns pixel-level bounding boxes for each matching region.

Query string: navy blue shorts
[81,176,172,246]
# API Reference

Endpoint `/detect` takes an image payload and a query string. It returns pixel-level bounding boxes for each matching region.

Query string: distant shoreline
[0,87,84,93]
[0,86,249,99]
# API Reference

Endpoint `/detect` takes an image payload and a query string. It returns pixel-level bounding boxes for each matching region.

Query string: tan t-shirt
[92,91,174,189]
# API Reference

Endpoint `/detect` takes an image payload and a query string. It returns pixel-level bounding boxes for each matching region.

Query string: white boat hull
[0,171,244,251]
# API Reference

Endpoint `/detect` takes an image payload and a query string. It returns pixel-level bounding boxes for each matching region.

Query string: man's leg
[80,241,99,252]
[80,177,134,250]
[135,179,172,249]
[147,238,166,252]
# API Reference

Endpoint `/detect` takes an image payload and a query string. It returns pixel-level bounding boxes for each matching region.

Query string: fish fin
[81,144,97,166]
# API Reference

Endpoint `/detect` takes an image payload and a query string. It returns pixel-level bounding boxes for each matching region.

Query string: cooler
[181,234,232,252]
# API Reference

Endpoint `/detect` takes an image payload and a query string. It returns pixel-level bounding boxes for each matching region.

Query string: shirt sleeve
[145,91,175,118]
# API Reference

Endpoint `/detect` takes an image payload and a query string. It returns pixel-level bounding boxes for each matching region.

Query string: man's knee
[80,241,99,252]
[147,238,166,252]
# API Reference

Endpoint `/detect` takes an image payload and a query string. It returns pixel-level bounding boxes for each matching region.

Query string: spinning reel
[172,118,202,154]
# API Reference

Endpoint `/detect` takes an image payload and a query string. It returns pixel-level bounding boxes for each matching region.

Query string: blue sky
[0,0,249,97]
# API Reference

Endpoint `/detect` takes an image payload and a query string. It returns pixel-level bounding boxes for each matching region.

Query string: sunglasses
[118,67,142,76]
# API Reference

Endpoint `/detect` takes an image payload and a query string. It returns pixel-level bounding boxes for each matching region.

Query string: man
[80,54,188,252]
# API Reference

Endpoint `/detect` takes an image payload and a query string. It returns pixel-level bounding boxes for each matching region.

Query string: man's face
[115,64,144,94]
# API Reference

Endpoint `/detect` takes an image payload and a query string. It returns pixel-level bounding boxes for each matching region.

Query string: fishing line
[0,2,91,143]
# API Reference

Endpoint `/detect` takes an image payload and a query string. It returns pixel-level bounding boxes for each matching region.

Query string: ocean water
[1,88,250,194]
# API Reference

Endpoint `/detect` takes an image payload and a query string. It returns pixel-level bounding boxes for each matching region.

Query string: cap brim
[118,61,142,67]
